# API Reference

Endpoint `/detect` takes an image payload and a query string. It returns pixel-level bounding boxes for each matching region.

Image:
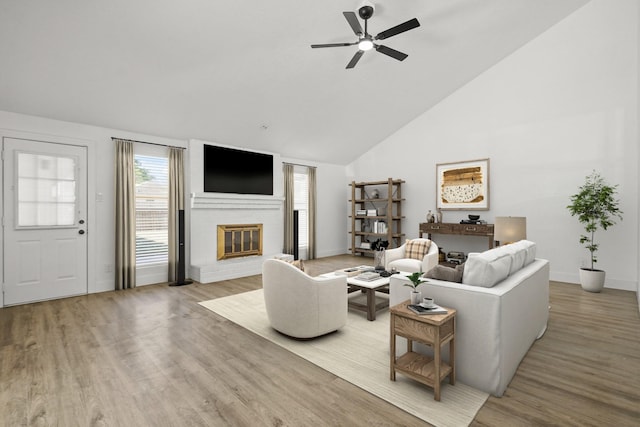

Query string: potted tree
[567,171,623,292]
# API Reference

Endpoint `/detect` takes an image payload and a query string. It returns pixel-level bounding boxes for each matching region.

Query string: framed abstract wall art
[436,158,490,210]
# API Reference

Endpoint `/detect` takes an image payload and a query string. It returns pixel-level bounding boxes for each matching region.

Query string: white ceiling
[0,0,588,164]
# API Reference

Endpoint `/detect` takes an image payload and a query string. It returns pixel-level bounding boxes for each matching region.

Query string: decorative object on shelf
[567,171,623,293]
[460,214,481,224]
[494,217,527,245]
[436,208,443,223]
[404,272,424,304]
[371,189,380,199]
[436,158,490,210]
[426,210,435,223]
[360,241,372,250]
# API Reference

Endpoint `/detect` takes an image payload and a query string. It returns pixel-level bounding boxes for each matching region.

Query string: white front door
[2,138,88,305]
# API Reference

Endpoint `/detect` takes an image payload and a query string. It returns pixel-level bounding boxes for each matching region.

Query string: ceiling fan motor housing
[358,3,375,20]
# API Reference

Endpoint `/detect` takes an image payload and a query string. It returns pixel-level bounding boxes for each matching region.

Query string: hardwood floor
[1,255,639,426]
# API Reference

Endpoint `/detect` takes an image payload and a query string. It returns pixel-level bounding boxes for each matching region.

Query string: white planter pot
[410,290,422,305]
[579,268,605,293]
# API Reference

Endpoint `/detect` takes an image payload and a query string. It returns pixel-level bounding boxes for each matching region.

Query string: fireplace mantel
[190,192,284,210]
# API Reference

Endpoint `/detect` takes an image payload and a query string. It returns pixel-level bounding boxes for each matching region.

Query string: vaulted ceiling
[0,0,588,164]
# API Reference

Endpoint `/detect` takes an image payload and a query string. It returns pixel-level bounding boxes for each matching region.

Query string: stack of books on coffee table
[335,266,374,277]
[355,272,381,281]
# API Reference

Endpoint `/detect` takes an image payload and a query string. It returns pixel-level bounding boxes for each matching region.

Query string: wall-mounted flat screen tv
[203,144,273,195]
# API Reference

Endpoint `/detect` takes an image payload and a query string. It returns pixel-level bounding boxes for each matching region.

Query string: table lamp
[494,216,527,246]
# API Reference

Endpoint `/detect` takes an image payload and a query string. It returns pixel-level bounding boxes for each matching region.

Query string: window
[134,154,168,265]
[16,152,77,227]
[294,167,309,252]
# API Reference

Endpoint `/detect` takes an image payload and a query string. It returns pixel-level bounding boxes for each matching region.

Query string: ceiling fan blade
[311,42,357,48]
[375,45,408,61]
[346,50,364,69]
[343,11,364,36]
[375,18,420,40]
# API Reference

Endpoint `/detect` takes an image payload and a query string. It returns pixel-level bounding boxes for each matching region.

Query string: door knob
[79,230,85,235]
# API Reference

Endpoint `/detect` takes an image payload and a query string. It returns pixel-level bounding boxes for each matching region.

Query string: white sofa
[262,259,348,339]
[389,240,549,397]
[384,238,439,273]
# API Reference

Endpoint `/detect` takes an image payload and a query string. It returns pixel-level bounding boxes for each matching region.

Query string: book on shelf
[407,304,448,315]
[356,209,367,216]
[366,209,378,216]
[373,221,388,234]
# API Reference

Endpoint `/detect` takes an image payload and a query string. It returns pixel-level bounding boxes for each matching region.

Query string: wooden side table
[389,301,456,401]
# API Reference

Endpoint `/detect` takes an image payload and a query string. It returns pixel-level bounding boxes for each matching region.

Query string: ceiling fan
[311,2,420,69]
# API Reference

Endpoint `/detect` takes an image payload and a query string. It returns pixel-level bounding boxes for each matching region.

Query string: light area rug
[199,290,488,426]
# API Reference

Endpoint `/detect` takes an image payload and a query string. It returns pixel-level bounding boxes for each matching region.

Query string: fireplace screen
[217,224,263,260]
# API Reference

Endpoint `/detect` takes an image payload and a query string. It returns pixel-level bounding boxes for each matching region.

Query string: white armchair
[262,259,348,339]
[384,239,439,273]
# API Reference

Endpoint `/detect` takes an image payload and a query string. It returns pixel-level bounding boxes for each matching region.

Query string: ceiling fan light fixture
[358,38,374,51]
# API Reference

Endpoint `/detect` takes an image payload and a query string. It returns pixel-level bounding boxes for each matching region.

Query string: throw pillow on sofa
[462,251,512,288]
[283,259,305,271]
[425,263,465,283]
[405,239,431,260]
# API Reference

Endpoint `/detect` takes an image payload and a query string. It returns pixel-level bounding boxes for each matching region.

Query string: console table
[419,222,495,249]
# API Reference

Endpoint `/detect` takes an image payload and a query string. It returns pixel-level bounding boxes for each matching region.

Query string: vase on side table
[410,290,422,305]
[405,272,424,305]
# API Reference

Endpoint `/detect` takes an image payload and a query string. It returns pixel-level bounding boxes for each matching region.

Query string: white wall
[347,0,639,292]
[314,162,349,258]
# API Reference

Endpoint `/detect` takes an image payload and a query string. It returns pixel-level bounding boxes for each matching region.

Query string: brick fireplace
[189,192,284,283]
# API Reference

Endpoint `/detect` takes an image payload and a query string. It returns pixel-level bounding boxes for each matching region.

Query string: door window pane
[16,152,77,227]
